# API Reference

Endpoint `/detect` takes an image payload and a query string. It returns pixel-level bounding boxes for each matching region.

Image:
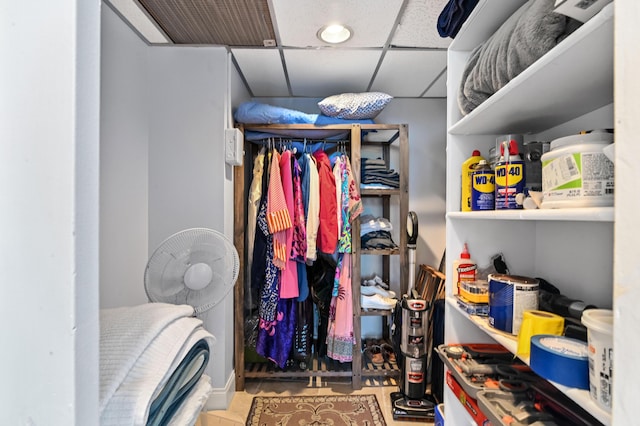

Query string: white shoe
[361,285,396,299]
[361,294,397,310]
[372,275,389,289]
[363,275,389,290]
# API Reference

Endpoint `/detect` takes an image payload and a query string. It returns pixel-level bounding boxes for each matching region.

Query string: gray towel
[458,0,579,115]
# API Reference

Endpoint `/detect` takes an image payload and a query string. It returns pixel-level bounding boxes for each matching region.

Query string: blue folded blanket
[437,0,480,38]
[147,339,210,426]
[234,102,374,141]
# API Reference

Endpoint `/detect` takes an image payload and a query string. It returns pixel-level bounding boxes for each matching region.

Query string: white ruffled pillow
[318,92,392,119]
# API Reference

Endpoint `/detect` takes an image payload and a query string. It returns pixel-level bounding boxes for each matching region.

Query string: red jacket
[313,150,338,254]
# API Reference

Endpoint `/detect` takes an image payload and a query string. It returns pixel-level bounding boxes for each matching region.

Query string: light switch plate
[224,128,243,166]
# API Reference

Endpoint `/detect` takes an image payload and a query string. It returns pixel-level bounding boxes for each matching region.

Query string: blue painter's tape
[530,335,589,390]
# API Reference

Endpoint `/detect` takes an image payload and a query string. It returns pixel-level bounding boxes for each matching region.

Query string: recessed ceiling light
[317,24,352,44]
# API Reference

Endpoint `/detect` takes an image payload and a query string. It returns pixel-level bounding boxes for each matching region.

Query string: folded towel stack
[361,158,400,189]
[100,303,216,426]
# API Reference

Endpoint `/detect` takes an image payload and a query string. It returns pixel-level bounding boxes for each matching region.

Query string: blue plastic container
[435,403,445,426]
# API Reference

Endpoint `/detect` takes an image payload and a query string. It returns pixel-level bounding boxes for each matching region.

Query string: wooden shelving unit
[233,122,408,390]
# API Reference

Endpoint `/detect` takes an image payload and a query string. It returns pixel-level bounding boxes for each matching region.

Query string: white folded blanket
[168,374,213,426]
[99,303,215,426]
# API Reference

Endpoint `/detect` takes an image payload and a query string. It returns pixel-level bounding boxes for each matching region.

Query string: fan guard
[144,228,239,314]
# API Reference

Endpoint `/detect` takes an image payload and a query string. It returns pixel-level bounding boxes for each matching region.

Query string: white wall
[146,45,233,409]
[100,4,150,309]
[376,99,447,270]
[1,1,101,424]
[101,7,237,409]
[147,47,228,250]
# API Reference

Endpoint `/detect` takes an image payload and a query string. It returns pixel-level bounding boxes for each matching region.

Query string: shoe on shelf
[364,345,384,367]
[360,284,396,299]
[372,275,389,289]
[362,275,390,290]
[380,343,397,364]
[361,293,397,310]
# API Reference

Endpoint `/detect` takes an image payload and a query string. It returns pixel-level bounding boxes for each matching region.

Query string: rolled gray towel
[458,0,578,115]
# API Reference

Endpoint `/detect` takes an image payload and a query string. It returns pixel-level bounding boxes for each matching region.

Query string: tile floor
[201,376,430,425]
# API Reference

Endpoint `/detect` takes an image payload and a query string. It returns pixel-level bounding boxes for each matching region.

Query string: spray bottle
[495,136,525,210]
[452,243,477,296]
[461,150,485,212]
[471,159,495,211]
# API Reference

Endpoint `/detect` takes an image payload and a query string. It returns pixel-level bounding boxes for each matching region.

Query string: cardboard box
[554,0,613,23]
[446,371,490,426]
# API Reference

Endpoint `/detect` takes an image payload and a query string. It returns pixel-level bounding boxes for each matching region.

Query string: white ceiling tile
[283,49,381,97]
[371,50,447,97]
[231,49,289,97]
[391,0,452,48]
[272,0,404,48]
[423,70,447,98]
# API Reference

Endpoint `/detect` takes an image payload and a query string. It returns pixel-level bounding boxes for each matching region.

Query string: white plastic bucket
[541,132,614,208]
[581,309,613,412]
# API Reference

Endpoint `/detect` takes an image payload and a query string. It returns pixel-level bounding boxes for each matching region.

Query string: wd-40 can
[471,160,494,210]
[495,139,525,210]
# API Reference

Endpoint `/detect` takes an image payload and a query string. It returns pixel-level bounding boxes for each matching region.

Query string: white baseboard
[204,369,236,410]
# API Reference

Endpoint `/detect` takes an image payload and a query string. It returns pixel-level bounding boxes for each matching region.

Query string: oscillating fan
[144,228,239,315]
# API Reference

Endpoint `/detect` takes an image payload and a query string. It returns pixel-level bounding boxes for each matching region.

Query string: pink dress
[278,150,299,299]
[326,155,363,362]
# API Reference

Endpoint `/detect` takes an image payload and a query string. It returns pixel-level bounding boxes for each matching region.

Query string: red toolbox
[446,370,491,426]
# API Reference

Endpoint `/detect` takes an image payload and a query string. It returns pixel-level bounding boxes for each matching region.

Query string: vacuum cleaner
[390,212,437,421]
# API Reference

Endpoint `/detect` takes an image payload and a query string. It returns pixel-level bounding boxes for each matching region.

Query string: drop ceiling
[107,0,452,99]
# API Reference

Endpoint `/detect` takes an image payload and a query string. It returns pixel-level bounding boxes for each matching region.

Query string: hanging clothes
[326,155,363,362]
[251,151,272,314]
[307,253,336,358]
[326,253,354,362]
[245,147,266,310]
[256,194,279,323]
[339,158,363,252]
[256,150,296,368]
[313,150,338,255]
[278,150,299,299]
[256,297,297,370]
[291,157,307,264]
[333,155,344,242]
[300,153,320,263]
[291,157,310,302]
[266,149,292,269]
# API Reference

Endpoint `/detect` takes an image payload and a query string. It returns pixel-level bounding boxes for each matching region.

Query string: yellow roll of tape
[517,310,564,356]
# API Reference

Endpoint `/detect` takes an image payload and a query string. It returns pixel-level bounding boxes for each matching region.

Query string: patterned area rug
[246,394,387,425]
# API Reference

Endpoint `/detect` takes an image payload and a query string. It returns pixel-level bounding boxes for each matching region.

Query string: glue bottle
[452,243,477,296]
[461,150,485,212]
